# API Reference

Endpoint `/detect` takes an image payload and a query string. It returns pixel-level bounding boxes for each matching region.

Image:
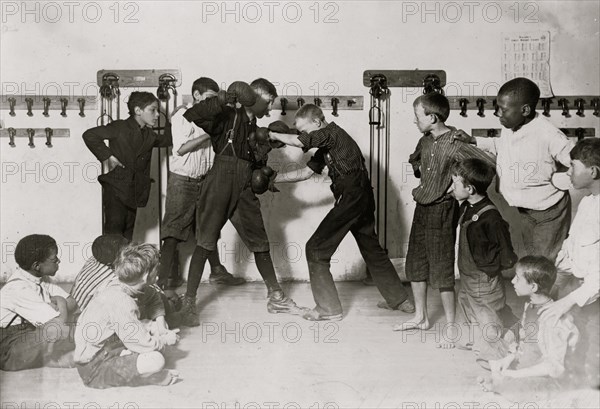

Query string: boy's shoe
[179,296,200,327]
[362,276,375,286]
[302,308,343,322]
[208,266,246,286]
[267,290,306,315]
[377,299,416,314]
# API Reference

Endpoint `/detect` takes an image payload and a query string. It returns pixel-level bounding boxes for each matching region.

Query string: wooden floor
[1,281,599,408]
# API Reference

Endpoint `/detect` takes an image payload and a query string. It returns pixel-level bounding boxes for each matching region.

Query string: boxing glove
[227,81,257,107]
[251,169,270,194]
[261,166,274,177]
[267,121,289,148]
[255,127,270,144]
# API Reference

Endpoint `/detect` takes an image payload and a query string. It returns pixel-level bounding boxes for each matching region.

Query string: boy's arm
[275,165,315,183]
[172,110,211,156]
[408,137,423,178]
[456,140,497,168]
[269,131,304,148]
[82,122,120,162]
[154,122,173,148]
[114,300,165,354]
[484,216,518,274]
[183,95,226,127]
[548,128,575,168]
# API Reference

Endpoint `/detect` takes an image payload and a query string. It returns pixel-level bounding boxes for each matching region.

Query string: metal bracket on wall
[362,70,447,88]
[96,69,182,88]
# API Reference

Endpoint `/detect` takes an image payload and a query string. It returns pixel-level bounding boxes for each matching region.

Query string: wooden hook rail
[96,69,182,88]
[0,127,70,148]
[363,70,447,88]
[472,128,596,140]
[449,96,600,117]
[0,95,97,117]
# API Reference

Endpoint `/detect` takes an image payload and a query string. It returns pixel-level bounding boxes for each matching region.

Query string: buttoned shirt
[0,269,69,328]
[169,104,213,178]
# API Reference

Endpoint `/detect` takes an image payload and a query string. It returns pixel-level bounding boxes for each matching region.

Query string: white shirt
[476,114,574,210]
[0,269,69,327]
[556,193,600,307]
[169,103,213,178]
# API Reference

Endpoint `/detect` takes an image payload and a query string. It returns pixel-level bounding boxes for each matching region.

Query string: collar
[11,268,43,285]
[513,113,539,134]
[466,196,491,211]
[126,116,145,131]
[428,126,456,141]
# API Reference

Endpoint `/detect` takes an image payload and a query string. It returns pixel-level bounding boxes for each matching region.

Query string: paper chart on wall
[502,31,553,98]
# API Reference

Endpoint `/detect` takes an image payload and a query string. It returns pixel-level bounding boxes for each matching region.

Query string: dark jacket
[83,117,172,208]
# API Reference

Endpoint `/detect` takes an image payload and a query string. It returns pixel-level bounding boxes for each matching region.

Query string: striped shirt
[409,128,495,205]
[70,257,166,319]
[73,280,165,364]
[298,122,366,178]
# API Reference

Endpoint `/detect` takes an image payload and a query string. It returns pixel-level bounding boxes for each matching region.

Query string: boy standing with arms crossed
[269,104,415,321]
[396,93,494,337]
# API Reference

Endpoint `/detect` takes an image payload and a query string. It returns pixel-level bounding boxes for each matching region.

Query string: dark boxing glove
[227,81,257,107]
[267,120,290,148]
[251,169,270,194]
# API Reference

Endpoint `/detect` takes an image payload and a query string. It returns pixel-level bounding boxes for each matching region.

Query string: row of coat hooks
[0,95,96,117]
[472,127,596,139]
[448,95,600,118]
[0,127,69,148]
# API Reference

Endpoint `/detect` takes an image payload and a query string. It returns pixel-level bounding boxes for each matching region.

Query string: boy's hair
[498,77,540,110]
[127,91,158,116]
[516,255,557,296]
[413,92,450,122]
[570,138,600,169]
[113,243,160,285]
[250,78,278,98]
[91,234,129,266]
[192,77,219,97]
[15,234,58,270]
[451,158,496,195]
[296,103,325,121]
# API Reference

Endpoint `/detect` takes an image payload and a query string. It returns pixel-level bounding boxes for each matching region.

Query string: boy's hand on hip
[103,155,125,172]
[452,129,475,144]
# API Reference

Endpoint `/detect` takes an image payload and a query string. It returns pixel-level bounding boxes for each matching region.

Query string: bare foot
[392,316,430,331]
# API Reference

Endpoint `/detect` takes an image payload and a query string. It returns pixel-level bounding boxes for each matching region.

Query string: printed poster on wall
[502,31,553,98]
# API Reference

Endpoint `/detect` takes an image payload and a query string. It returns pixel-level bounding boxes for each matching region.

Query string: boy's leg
[208,248,246,285]
[180,245,212,327]
[302,183,373,318]
[397,205,430,330]
[349,185,413,312]
[230,188,303,314]
[518,192,571,262]
[157,237,181,290]
[103,187,135,241]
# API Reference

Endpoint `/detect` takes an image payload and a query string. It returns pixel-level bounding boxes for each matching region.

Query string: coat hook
[8,127,16,147]
[42,97,51,117]
[476,98,486,117]
[541,98,552,117]
[459,98,468,117]
[280,98,287,116]
[45,127,53,147]
[575,99,585,117]
[25,97,34,117]
[487,129,497,138]
[493,99,500,117]
[575,127,585,140]
[60,97,68,117]
[558,98,570,118]
[331,98,339,117]
[347,98,356,107]
[27,128,35,148]
[78,98,86,117]
[297,97,305,108]
[592,98,599,117]
[314,97,322,107]
[8,97,16,116]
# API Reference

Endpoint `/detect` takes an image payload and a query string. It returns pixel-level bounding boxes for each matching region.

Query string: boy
[74,243,180,388]
[179,79,303,326]
[454,78,574,261]
[269,103,414,321]
[158,77,244,298]
[0,234,77,370]
[479,256,579,402]
[540,138,600,389]
[447,158,518,360]
[83,91,172,241]
[395,92,495,334]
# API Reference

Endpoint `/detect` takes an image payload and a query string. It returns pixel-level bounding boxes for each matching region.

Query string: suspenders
[458,204,497,226]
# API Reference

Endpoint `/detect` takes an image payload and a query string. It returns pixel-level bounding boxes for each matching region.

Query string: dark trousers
[306,171,409,315]
[103,187,137,241]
